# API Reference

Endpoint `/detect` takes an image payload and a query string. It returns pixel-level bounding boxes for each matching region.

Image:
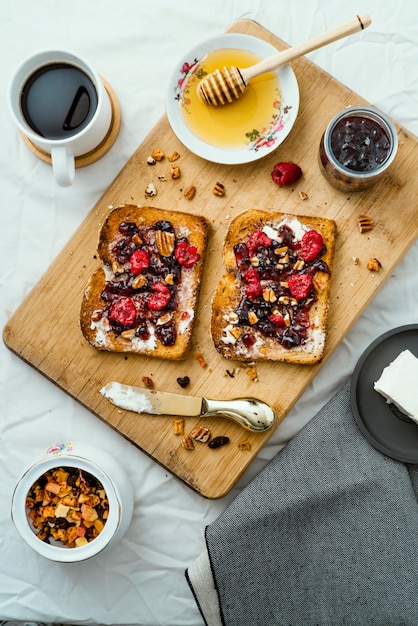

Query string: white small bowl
[11,441,134,562]
[166,33,299,164]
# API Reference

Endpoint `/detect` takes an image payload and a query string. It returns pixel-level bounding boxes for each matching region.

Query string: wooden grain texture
[4,20,418,498]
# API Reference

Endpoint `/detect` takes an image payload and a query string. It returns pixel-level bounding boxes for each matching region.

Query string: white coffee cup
[9,50,112,187]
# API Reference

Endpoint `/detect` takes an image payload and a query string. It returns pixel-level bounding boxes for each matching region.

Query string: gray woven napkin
[186,382,418,626]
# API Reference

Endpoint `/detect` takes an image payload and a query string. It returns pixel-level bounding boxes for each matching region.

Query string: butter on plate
[374,349,418,425]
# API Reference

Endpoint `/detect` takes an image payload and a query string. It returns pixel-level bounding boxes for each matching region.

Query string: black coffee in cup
[20,62,98,139]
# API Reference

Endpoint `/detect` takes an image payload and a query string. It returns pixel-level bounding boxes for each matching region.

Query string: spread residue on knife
[100,382,158,414]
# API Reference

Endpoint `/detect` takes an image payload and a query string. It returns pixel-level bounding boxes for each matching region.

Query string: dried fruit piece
[238,440,251,451]
[141,376,154,388]
[167,151,180,162]
[245,363,259,382]
[177,376,190,388]
[194,352,207,368]
[271,162,302,186]
[208,436,230,449]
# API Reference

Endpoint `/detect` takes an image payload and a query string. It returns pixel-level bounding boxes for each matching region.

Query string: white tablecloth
[1,1,417,624]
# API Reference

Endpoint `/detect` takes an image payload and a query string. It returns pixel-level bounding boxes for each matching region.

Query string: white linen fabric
[1,0,418,624]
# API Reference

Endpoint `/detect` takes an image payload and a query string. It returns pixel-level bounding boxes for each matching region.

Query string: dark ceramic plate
[350,324,418,463]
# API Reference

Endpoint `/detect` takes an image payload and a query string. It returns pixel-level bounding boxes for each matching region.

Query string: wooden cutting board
[4,20,418,499]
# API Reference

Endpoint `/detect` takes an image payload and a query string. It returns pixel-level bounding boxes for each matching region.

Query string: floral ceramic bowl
[166,33,299,165]
[11,441,134,562]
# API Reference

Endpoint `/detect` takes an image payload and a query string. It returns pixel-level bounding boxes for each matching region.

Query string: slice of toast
[80,204,209,360]
[211,209,336,364]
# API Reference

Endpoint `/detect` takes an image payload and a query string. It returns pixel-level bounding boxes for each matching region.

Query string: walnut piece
[367,257,382,272]
[132,274,147,289]
[151,148,165,161]
[248,311,259,325]
[141,376,154,388]
[170,164,181,179]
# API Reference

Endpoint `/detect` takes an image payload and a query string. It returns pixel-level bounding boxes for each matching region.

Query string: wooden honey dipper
[198,14,371,105]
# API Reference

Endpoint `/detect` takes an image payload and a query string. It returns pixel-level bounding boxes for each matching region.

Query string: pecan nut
[358,215,374,233]
[155,229,175,256]
[213,181,225,196]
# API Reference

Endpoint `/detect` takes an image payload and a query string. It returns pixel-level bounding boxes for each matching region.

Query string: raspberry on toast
[211,209,336,364]
[80,204,209,360]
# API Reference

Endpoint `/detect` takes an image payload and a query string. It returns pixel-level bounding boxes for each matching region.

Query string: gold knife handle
[202,397,275,432]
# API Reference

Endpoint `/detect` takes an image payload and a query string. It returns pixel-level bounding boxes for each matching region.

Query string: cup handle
[51,145,75,187]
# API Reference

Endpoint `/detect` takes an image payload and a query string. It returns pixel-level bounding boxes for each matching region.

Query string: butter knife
[100,382,275,432]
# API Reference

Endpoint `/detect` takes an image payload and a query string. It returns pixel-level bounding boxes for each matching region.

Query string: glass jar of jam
[318,106,398,191]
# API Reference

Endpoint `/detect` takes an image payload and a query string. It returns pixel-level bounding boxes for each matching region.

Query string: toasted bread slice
[80,204,209,360]
[211,209,336,364]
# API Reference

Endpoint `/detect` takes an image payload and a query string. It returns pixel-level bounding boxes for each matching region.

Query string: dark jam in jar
[330,115,391,172]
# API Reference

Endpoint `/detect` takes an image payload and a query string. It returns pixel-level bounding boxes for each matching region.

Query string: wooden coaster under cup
[20,77,121,168]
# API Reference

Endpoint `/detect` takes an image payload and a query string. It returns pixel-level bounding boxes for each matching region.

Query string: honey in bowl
[179,48,282,150]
